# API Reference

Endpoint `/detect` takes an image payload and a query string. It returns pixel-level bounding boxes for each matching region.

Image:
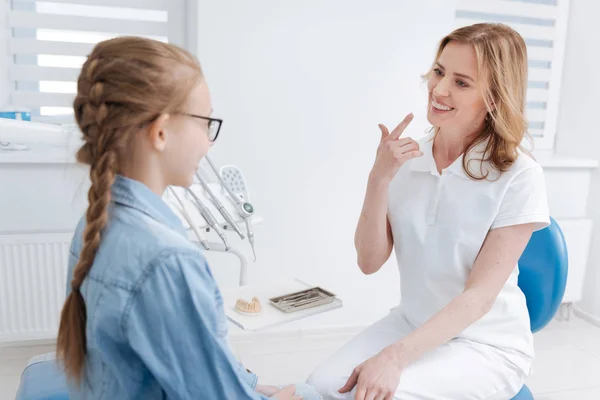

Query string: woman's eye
[456,80,468,88]
[434,68,443,76]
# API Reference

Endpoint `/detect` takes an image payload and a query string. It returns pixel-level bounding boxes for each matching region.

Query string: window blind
[7,0,187,122]
[455,0,570,150]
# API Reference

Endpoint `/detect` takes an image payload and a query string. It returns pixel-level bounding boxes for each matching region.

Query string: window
[455,0,570,151]
[7,0,187,123]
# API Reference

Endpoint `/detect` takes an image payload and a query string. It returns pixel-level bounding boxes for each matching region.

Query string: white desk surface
[225,279,392,340]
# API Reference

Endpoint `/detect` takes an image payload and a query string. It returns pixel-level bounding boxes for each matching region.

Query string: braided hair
[56,36,203,383]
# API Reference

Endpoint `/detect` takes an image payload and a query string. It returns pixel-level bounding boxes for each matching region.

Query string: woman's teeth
[432,100,453,111]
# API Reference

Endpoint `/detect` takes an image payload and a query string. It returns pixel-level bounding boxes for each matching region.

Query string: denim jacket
[65,175,268,399]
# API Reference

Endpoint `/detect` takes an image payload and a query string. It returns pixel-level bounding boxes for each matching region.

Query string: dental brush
[186,188,230,251]
[168,187,210,250]
[194,171,245,239]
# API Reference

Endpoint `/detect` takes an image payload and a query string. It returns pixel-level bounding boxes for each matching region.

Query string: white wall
[0,0,9,108]
[554,0,600,320]
[3,0,597,326]
[0,164,89,233]
[193,0,456,317]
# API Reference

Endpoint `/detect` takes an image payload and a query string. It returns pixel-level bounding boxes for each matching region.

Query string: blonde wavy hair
[423,23,530,179]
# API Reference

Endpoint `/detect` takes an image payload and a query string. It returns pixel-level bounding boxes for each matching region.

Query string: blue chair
[511,217,569,400]
[15,352,68,400]
[15,218,569,400]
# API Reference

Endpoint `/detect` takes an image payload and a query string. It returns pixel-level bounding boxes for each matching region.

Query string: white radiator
[0,232,72,343]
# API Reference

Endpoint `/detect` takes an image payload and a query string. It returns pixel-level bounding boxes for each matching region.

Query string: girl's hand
[270,384,303,400]
[370,113,422,184]
[256,384,279,397]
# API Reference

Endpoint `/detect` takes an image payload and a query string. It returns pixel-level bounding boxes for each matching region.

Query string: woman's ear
[487,94,496,113]
[147,114,170,152]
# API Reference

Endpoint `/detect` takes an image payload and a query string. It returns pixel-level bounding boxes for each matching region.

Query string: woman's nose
[433,78,450,98]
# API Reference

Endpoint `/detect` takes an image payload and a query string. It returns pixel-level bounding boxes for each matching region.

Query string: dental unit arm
[186,187,230,251]
[195,171,245,240]
[164,159,260,285]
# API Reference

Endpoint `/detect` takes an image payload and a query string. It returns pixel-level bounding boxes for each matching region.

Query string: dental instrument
[186,187,230,251]
[219,164,257,261]
[205,155,257,261]
[168,187,210,250]
[269,287,337,313]
[194,171,245,239]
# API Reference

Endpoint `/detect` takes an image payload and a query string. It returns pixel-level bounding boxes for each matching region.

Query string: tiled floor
[526,316,600,399]
[1,316,599,399]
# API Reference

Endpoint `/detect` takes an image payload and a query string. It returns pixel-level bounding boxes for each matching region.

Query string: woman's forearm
[388,288,491,367]
[354,174,394,275]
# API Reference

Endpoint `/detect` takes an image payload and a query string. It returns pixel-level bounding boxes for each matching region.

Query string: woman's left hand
[338,346,404,400]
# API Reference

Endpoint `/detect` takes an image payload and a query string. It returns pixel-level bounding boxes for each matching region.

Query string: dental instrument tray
[269,287,337,313]
[222,279,343,331]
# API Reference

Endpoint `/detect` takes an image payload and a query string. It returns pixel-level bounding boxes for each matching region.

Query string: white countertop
[225,278,394,340]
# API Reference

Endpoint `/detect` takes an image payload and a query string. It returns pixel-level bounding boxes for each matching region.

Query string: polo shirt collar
[410,132,491,179]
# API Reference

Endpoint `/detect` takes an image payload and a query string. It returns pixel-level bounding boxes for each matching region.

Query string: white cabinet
[554,218,593,304]
[540,155,598,307]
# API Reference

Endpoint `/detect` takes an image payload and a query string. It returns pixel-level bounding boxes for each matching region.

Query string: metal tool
[205,156,257,260]
[194,171,245,239]
[278,291,321,307]
[186,187,230,251]
[269,287,337,313]
[168,187,210,250]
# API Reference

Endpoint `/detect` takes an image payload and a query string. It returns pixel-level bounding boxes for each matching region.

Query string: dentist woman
[308,22,549,400]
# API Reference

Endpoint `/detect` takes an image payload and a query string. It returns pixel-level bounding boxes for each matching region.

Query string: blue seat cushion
[511,384,534,400]
[16,353,69,400]
[517,216,568,333]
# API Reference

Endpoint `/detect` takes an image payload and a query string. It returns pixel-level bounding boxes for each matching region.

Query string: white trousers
[306,308,527,400]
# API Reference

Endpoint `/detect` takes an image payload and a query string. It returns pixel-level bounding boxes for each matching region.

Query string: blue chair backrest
[517,217,568,333]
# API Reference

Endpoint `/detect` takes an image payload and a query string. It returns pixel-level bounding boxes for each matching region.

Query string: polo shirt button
[427,177,444,225]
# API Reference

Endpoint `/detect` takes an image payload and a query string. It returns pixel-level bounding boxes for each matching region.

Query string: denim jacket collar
[111,175,185,235]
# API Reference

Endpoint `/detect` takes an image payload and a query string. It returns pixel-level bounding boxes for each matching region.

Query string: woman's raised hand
[370,113,422,184]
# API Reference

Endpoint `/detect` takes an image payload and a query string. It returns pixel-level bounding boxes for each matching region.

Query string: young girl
[56,36,319,400]
[308,23,549,400]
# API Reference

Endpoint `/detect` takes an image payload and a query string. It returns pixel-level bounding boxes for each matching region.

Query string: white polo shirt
[388,133,550,368]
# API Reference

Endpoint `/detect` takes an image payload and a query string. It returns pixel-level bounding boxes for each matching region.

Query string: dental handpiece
[244,218,256,261]
[168,187,210,250]
[194,172,245,239]
[186,188,230,251]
